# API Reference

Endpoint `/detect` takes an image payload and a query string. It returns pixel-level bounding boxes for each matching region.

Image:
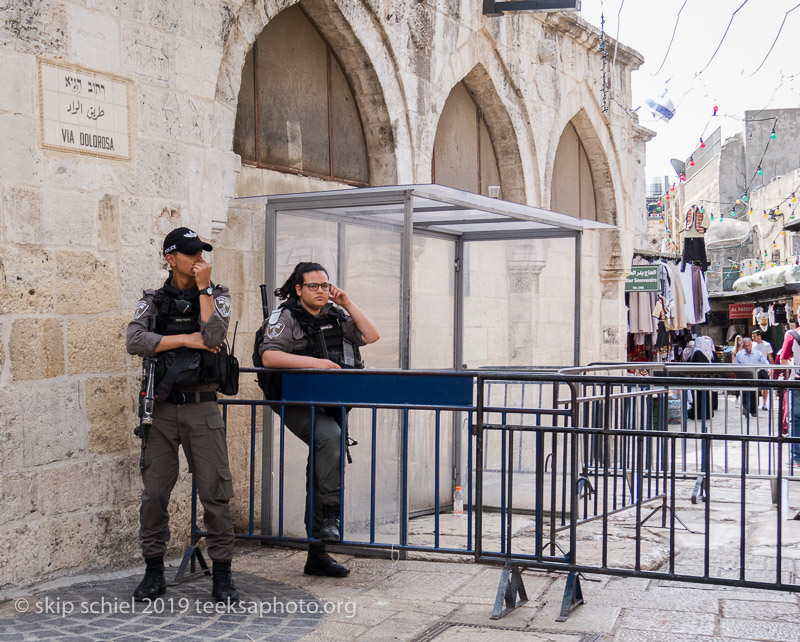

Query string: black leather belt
[165,391,218,405]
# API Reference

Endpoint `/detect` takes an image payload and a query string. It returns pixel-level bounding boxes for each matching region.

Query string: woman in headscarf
[688,336,717,419]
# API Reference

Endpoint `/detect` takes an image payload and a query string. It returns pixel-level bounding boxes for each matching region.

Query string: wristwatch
[200,286,214,296]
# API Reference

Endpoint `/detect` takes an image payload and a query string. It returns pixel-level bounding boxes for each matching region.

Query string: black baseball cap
[163,227,213,256]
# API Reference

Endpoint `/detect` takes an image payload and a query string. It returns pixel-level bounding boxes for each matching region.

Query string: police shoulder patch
[133,301,149,320]
[214,295,232,317]
[267,322,285,339]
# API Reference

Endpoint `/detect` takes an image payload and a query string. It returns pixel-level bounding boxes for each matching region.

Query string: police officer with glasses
[258,262,379,577]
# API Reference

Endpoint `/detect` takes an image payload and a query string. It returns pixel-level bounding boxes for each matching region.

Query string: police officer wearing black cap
[126,227,237,602]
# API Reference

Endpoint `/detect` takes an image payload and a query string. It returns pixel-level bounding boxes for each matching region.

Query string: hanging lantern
[748,209,753,215]
[758,166,763,176]
[771,127,776,139]
[689,157,695,167]
[700,137,706,148]
[742,194,748,202]
[679,173,686,182]
[713,105,719,115]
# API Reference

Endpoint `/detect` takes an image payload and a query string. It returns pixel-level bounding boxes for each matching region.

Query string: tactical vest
[152,278,221,390]
[279,299,363,369]
[255,299,363,411]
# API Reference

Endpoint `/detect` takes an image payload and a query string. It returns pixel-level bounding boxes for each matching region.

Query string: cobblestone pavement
[2,541,800,641]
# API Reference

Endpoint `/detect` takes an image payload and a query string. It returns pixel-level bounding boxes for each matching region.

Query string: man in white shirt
[751,330,774,410]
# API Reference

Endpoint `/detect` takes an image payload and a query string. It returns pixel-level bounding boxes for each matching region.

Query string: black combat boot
[212,561,239,602]
[318,505,341,542]
[304,543,350,577]
[133,556,166,601]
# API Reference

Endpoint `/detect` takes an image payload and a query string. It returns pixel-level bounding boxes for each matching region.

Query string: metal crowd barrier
[173,366,800,621]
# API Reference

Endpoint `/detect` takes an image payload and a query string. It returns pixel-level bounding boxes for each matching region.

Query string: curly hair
[274,262,329,300]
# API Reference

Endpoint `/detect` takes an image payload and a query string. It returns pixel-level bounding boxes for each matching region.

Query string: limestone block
[0,245,54,314]
[215,205,254,252]
[37,461,110,516]
[109,453,140,505]
[120,195,159,247]
[41,157,119,193]
[0,385,23,470]
[0,113,42,186]
[192,0,237,48]
[121,23,175,88]
[209,101,236,150]
[98,193,119,249]
[175,38,224,100]
[200,149,241,233]
[55,250,118,314]
[146,1,192,38]
[0,471,38,524]
[41,190,99,247]
[119,139,191,199]
[9,318,64,380]
[92,506,141,567]
[0,520,47,587]
[3,186,42,245]
[41,511,95,575]
[86,375,134,454]
[137,85,211,146]
[0,50,35,114]
[119,246,168,311]
[0,0,67,57]
[21,378,86,467]
[67,4,121,73]
[67,315,129,374]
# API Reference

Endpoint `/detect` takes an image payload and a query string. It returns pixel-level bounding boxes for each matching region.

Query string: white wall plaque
[38,59,131,161]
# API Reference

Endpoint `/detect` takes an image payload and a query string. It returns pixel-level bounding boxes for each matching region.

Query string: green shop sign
[625,265,659,292]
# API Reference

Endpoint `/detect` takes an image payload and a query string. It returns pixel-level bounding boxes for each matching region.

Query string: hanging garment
[667,262,688,329]
[679,265,697,325]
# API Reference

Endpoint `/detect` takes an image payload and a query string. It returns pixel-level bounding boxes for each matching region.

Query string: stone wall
[0,0,647,591]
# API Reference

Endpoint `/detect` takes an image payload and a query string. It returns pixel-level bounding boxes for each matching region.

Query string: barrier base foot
[555,571,584,622]
[173,543,210,583]
[490,564,528,620]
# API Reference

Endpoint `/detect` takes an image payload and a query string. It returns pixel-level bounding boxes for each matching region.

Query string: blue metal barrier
[174,366,800,622]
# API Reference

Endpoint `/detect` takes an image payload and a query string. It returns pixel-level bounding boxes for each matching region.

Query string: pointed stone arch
[547,89,620,227]
[426,33,535,204]
[214,0,410,188]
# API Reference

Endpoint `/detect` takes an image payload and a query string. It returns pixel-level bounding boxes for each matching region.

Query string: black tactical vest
[152,276,217,389]
[283,299,363,368]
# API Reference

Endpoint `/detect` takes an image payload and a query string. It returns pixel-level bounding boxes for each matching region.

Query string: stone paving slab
[3,540,800,641]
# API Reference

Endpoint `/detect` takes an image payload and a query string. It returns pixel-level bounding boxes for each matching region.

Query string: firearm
[135,316,157,471]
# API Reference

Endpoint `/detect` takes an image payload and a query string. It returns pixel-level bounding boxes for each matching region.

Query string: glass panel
[342,223,401,368]
[330,54,369,184]
[275,212,339,287]
[410,235,455,369]
[233,46,256,162]
[256,6,330,175]
[462,238,575,368]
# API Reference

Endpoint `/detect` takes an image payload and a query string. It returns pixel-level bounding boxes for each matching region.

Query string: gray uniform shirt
[258,302,364,357]
[126,283,232,358]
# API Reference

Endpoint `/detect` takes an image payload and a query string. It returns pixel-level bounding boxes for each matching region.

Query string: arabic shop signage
[625,265,659,292]
[729,303,754,320]
[38,59,131,161]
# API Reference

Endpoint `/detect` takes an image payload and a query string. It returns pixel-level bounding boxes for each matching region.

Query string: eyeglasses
[302,282,331,292]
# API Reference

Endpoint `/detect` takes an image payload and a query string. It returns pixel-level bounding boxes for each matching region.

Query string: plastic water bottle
[453,486,464,514]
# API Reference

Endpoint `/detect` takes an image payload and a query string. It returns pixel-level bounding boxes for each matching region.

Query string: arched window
[433,82,501,197]
[551,122,597,220]
[233,5,369,186]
